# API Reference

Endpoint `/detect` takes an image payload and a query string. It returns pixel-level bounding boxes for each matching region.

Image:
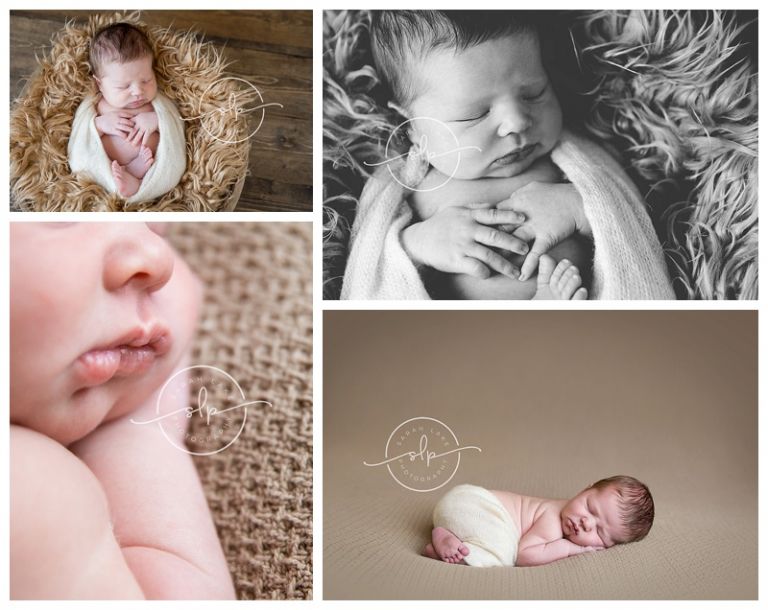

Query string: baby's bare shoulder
[11,425,111,539]
[519,496,563,540]
[10,426,143,598]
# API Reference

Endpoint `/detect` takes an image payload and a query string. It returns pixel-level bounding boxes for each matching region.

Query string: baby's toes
[549,258,571,288]
[572,287,589,300]
[459,544,470,556]
[559,269,582,298]
[536,254,556,288]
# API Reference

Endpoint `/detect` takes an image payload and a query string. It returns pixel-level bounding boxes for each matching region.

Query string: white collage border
[1,1,764,608]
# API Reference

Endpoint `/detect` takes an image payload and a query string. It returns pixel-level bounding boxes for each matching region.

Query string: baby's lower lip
[493,144,536,167]
[76,335,171,387]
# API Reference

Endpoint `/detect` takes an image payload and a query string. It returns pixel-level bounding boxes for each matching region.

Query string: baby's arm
[516,538,596,567]
[69,363,235,600]
[516,511,598,567]
[11,425,144,599]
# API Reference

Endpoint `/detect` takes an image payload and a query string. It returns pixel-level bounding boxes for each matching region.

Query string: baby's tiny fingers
[468,245,519,279]
[474,226,529,256]
[456,256,492,279]
[471,208,525,227]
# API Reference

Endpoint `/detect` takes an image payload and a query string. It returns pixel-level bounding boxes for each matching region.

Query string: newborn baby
[424,476,653,566]
[68,23,186,202]
[91,23,160,197]
[10,223,234,599]
[370,11,593,299]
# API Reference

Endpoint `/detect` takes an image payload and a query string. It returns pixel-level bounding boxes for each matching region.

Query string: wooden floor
[9,10,312,212]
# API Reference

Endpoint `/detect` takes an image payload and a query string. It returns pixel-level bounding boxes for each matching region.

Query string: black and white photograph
[323,10,757,300]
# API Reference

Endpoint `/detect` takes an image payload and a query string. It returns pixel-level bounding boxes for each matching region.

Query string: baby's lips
[76,349,122,387]
[75,333,171,388]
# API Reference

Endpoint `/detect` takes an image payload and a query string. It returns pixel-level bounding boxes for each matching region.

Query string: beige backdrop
[324,311,757,599]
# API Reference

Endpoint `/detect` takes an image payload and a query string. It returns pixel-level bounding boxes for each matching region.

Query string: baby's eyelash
[454,111,488,123]
[523,85,548,102]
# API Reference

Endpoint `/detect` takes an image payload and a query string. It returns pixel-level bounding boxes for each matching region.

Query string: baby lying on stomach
[424,476,654,566]
[10,223,234,599]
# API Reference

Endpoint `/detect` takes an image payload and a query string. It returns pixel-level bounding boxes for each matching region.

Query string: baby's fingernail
[518,272,527,281]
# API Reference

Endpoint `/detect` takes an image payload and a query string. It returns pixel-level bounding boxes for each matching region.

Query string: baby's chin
[433,152,545,181]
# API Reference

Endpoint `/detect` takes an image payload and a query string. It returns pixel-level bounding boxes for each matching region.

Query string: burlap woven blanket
[169,223,312,599]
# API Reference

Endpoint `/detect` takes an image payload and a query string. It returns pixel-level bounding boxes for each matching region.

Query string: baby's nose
[103,225,175,293]
[497,103,532,138]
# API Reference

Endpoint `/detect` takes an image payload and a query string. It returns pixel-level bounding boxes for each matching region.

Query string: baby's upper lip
[494,143,536,163]
[94,323,171,354]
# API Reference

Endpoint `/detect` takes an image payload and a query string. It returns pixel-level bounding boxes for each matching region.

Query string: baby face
[405,31,562,180]
[560,485,625,548]
[10,223,200,445]
[95,55,158,110]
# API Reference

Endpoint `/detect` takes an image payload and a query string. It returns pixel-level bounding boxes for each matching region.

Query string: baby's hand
[94,111,134,138]
[568,542,604,556]
[401,203,527,278]
[127,111,159,146]
[498,182,590,281]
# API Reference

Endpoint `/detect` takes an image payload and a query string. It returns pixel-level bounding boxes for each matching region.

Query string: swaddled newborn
[425,476,654,566]
[68,23,185,201]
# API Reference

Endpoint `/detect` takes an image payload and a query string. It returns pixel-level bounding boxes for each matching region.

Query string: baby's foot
[111,160,141,198]
[422,543,440,560]
[533,254,588,300]
[125,145,154,180]
[430,526,469,564]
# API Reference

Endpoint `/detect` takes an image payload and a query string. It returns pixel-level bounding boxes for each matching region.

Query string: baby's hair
[591,475,654,543]
[370,10,540,110]
[89,23,154,77]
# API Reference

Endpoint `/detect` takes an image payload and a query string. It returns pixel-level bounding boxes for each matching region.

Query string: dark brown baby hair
[89,22,154,77]
[591,475,654,543]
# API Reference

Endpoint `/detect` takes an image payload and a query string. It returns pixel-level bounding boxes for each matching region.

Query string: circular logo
[383,117,475,193]
[155,365,250,456]
[379,417,479,493]
[197,77,283,145]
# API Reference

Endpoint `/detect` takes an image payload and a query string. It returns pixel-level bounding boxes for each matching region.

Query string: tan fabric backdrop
[169,223,312,599]
[324,311,756,599]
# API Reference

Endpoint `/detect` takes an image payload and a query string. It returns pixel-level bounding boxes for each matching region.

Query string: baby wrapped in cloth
[433,484,520,567]
[68,92,186,204]
[341,130,675,300]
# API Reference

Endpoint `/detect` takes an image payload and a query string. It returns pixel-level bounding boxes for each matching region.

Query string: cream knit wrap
[341,130,674,300]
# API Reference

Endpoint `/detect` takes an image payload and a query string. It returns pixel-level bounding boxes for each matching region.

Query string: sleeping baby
[341,11,673,300]
[68,23,185,201]
[424,476,654,566]
[368,10,592,300]
[10,223,234,599]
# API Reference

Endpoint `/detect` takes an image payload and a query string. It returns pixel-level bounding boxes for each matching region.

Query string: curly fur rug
[323,10,757,299]
[10,12,250,211]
